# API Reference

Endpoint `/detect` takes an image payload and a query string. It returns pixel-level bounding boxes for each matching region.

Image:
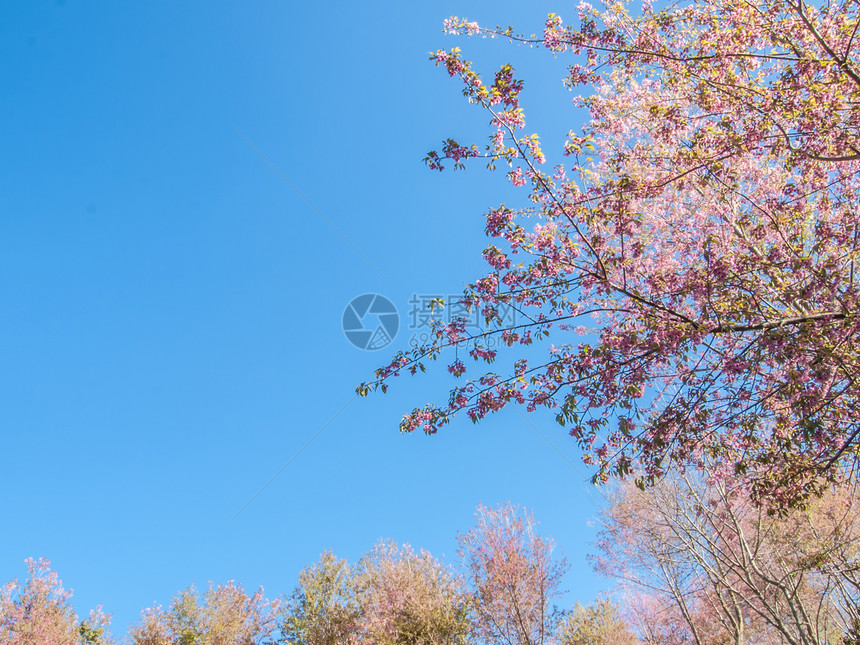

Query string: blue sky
[0,0,607,634]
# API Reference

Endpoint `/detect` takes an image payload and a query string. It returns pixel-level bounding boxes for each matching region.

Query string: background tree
[361,0,860,508]
[557,600,637,645]
[594,466,860,644]
[129,581,278,645]
[279,550,359,645]
[457,503,568,645]
[127,606,172,645]
[355,540,472,645]
[0,558,112,645]
[78,608,112,645]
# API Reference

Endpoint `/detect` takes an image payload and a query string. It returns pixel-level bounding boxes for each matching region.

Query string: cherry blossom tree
[557,600,636,645]
[594,466,860,644]
[355,540,472,645]
[127,606,172,645]
[128,580,278,645]
[360,0,860,507]
[0,558,112,645]
[457,503,568,645]
[279,550,360,645]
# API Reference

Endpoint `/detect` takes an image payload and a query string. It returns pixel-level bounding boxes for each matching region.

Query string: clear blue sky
[0,0,607,634]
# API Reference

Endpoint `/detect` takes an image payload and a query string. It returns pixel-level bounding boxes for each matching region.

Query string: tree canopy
[360,0,860,508]
[596,468,860,644]
[7,495,860,643]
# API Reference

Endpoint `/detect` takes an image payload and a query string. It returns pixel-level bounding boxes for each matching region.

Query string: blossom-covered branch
[362,0,860,508]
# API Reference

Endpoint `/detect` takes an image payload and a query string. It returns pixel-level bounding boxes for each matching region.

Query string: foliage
[279,550,360,645]
[457,503,568,645]
[558,600,636,645]
[595,466,860,644]
[9,491,860,644]
[361,0,860,508]
[127,606,172,645]
[0,558,112,645]
[355,540,472,645]
[128,581,278,645]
